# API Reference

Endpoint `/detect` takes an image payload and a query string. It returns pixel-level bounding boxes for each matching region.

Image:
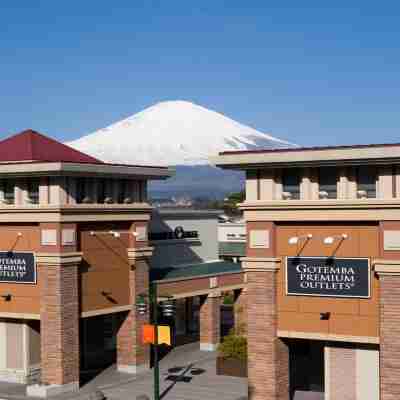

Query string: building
[218,222,246,262]
[0,129,246,397]
[212,143,400,400]
[149,208,227,345]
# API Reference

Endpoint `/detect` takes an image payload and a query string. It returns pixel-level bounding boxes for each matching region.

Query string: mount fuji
[68,101,295,199]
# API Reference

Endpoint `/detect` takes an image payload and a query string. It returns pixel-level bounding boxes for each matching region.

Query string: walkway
[87,342,248,400]
[0,343,248,400]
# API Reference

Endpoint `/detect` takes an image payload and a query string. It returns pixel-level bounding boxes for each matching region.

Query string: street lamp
[136,283,175,400]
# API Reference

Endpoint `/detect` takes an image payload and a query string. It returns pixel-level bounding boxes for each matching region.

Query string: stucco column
[375,260,400,400]
[27,252,82,397]
[242,257,289,400]
[200,291,221,351]
[117,246,152,374]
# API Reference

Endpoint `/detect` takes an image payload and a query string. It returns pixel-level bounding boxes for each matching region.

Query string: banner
[286,256,370,298]
[0,252,36,284]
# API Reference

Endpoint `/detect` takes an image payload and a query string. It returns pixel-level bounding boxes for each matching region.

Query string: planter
[216,356,247,378]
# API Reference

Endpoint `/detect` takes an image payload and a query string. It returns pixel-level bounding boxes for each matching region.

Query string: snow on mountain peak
[68,100,294,166]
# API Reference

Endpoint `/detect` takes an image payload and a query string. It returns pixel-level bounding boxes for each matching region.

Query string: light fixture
[282,191,292,200]
[109,230,121,238]
[288,234,313,245]
[323,233,348,245]
[318,191,329,199]
[357,190,367,199]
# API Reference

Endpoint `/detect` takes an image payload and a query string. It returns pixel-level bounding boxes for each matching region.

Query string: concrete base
[200,343,218,351]
[26,382,79,398]
[117,363,150,374]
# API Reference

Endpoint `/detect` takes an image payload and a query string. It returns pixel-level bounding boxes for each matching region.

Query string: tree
[223,190,245,216]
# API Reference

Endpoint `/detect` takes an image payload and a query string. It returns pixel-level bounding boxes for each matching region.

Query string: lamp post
[137,282,175,400]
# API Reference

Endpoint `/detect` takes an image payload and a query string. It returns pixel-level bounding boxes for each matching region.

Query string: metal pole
[150,282,160,400]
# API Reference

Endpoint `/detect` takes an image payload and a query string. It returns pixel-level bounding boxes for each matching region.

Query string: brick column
[242,257,289,400]
[27,252,82,397]
[200,292,221,351]
[375,260,400,400]
[117,246,152,373]
[234,288,247,334]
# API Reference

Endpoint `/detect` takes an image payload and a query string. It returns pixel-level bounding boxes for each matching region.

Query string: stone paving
[0,343,248,400]
[88,342,248,400]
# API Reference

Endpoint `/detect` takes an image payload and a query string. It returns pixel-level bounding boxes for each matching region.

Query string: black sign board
[149,226,198,241]
[286,257,370,298]
[0,252,36,284]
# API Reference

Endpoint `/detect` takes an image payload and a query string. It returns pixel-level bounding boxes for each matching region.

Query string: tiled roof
[150,261,242,282]
[0,130,103,164]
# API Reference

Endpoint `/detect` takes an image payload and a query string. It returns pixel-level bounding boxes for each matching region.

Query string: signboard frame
[285,256,371,299]
[0,251,37,285]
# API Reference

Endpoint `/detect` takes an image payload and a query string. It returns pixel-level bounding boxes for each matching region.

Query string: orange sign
[142,324,155,344]
[157,325,171,346]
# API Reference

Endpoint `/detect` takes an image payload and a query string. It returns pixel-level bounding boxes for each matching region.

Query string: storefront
[212,143,400,400]
[0,129,171,396]
[0,129,246,397]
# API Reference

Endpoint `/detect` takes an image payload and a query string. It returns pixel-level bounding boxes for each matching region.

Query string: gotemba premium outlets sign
[0,252,36,284]
[286,257,370,298]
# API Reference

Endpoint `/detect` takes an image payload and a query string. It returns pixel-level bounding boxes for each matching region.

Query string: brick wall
[247,270,289,400]
[117,258,150,369]
[200,294,221,349]
[40,263,79,385]
[380,275,400,400]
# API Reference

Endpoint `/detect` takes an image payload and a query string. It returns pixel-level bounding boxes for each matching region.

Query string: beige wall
[0,319,41,384]
[325,344,379,400]
[244,165,400,202]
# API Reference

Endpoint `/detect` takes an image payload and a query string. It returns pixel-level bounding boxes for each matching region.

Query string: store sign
[0,252,36,284]
[149,226,198,241]
[286,257,370,298]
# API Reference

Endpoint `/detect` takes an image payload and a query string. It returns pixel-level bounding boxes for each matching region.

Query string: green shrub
[218,332,247,361]
[222,293,234,305]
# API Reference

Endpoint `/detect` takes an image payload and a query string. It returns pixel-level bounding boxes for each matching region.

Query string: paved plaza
[0,343,248,400]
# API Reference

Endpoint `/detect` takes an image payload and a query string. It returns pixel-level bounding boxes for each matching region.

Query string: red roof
[0,130,103,164]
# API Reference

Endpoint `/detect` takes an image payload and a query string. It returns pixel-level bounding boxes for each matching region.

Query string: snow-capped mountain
[68,101,295,198]
[68,100,293,166]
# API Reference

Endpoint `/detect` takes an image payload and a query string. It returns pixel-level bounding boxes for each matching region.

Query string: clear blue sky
[1,1,400,146]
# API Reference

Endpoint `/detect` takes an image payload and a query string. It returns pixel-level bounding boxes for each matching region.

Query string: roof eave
[0,162,175,179]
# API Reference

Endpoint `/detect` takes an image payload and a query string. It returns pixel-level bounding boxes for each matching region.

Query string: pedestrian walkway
[0,343,248,400]
[90,342,248,400]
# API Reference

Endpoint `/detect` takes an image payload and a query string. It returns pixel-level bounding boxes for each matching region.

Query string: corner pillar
[242,257,289,400]
[200,291,221,351]
[27,252,82,398]
[375,260,400,400]
[117,246,153,374]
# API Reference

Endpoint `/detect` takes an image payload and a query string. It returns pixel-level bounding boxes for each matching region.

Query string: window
[319,167,337,199]
[3,180,15,204]
[76,178,86,203]
[27,179,39,204]
[282,170,300,199]
[357,166,376,198]
[97,179,107,204]
[118,180,131,204]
